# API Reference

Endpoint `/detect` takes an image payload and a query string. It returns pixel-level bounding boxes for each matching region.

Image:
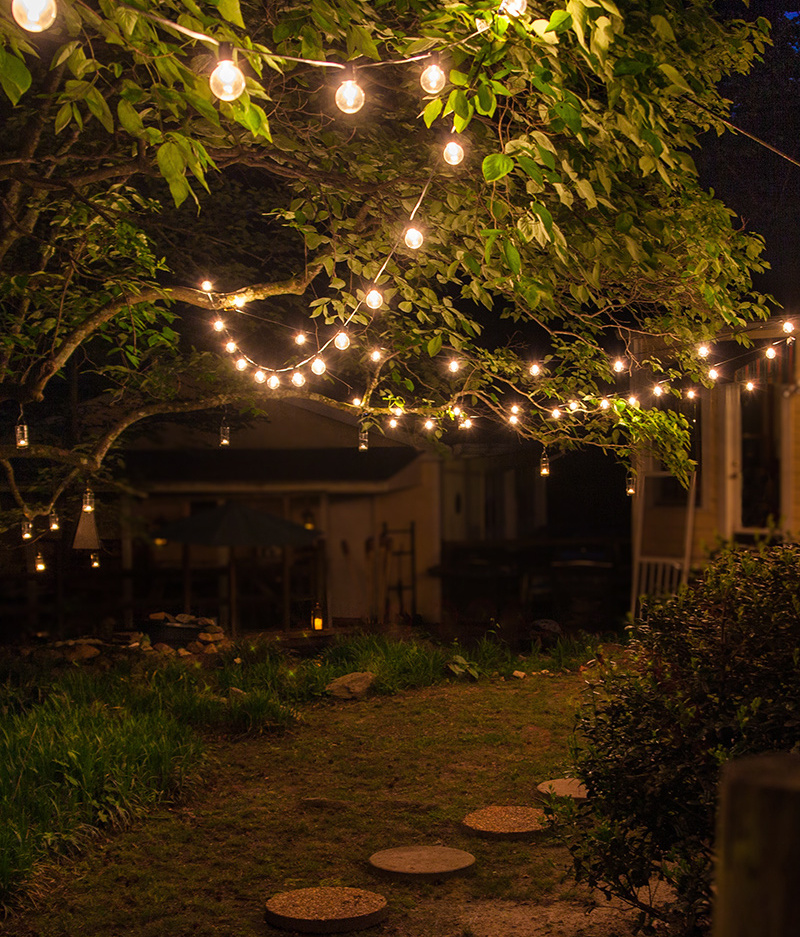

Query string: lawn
[0,639,635,937]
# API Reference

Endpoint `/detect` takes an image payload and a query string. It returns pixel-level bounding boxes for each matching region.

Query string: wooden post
[713,752,800,937]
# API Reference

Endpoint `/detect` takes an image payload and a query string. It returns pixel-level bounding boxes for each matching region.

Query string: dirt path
[2,676,637,937]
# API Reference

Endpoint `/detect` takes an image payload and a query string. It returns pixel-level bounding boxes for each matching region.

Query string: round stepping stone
[264,887,388,933]
[368,845,475,880]
[462,805,547,840]
[536,777,588,802]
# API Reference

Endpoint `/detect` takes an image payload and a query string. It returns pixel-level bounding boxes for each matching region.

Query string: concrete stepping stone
[368,845,475,880]
[264,886,387,933]
[462,805,547,840]
[536,777,588,802]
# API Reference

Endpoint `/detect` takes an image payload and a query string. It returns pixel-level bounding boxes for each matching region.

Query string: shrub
[569,543,800,936]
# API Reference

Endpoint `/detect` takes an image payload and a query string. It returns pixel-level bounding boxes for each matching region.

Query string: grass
[0,631,610,927]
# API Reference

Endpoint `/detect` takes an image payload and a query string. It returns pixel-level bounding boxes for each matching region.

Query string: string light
[90,552,100,568]
[443,139,464,166]
[353,396,362,406]
[311,357,327,375]
[268,375,280,389]
[452,406,461,416]
[295,333,307,345]
[291,371,306,387]
[49,512,59,531]
[551,408,561,419]
[365,289,383,310]
[21,519,33,540]
[219,418,230,446]
[254,369,266,383]
[448,360,460,373]
[335,332,351,351]
[600,397,610,409]
[225,340,236,353]
[626,474,636,496]
[231,294,246,308]
[461,417,472,429]
[653,385,664,397]
[235,357,248,371]
[213,319,225,332]
[745,380,755,391]
[35,551,46,572]
[501,0,528,15]
[783,321,795,334]
[389,417,398,428]
[404,227,424,249]
[424,418,435,430]
[420,61,446,95]
[698,345,710,358]
[708,368,719,380]
[358,423,369,450]
[568,400,579,411]
[201,280,213,292]
[509,413,519,425]
[613,359,626,373]
[686,389,697,400]
[765,346,777,359]
[627,395,638,406]
[335,75,365,114]
[530,363,540,376]
[209,45,246,102]
[393,406,403,416]
[539,451,550,476]
[82,488,95,513]
[11,0,57,32]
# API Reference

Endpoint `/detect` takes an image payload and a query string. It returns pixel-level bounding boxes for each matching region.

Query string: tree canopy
[0,0,772,526]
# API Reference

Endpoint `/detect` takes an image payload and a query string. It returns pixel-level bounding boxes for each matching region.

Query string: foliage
[0,0,774,526]
[568,543,800,935]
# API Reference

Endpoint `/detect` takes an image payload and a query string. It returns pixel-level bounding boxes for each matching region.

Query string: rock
[198,631,224,643]
[153,643,176,657]
[512,670,526,679]
[175,613,194,623]
[203,643,218,654]
[186,641,204,654]
[149,612,168,620]
[530,618,563,647]
[63,644,101,662]
[197,617,217,627]
[228,686,247,698]
[176,648,193,658]
[326,671,376,699]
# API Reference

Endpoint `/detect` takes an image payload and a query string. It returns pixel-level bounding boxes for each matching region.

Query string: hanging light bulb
[291,371,306,387]
[539,451,550,477]
[551,408,561,419]
[461,417,472,429]
[404,227,424,249]
[254,370,266,384]
[82,488,95,513]
[698,344,710,358]
[358,423,369,450]
[420,61,446,95]
[745,380,755,391]
[235,357,248,371]
[311,357,326,375]
[509,413,519,425]
[209,45,246,102]
[613,358,625,373]
[653,385,664,397]
[365,289,383,310]
[600,397,610,409]
[295,333,307,345]
[213,319,225,332]
[370,349,382,362]
[335,73,365,114]
[231,294,246,308]
[766,346,777,359]
[568,400,579,411]
[353,396,362,406]
[219,419,231,446]
[90,552,101,568]
[628,395,638,406]
[626,474,636,496]
[21,519,33,540]
[11,0,57,32]
[267,374,280,390]
[501,0,527,15]
[49,511,60,531]
[530,363,540,376]
[443,139,464,166]
[424,419,435,430]
[201,280,213,292]
[708,368,719,380]
[225,340,237,354]
[389,417,398,428]
[783,321,795,334]
[392,406,403,416]
[448,360,460,373]
[686,389,697,400]
[35,551,46,572]
[15,421,29,448]
[334,331,351,351]
[453,406,461,417]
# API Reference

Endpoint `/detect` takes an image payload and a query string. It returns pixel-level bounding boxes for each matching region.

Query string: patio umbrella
[154,501,320,633]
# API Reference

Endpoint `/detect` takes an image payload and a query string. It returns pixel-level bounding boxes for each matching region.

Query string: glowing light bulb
[15,423,29,448]
[509,414,519,425]
[530,363,540,376]
[746,380,755,391]
[21,519,32,540]
[231,294,246,308]
[448,360,460,373]
[213,319,225,332]
[335,78,365,114]
[358,424,368,450]
[291,371,306,387]
[420,62,446,95]
[540,452,550,477]
[626,474,636,497]
[766,346,777,359]
[628,395,638,405]
[698,344,710,358]
[686,389,697,400]
[443,140,464,166]
[784,321,795,334]
[511,404,520,414]
[424,419,435,430]
[404,227,424,249]
[225,340,236,353]
[49,512,59,531]
[501,0,527,15]
[219,420,230,446]
[334,331,351,351]
[267,375,280,389]
[600,397,610,409]
[201,280,213,292]
[295,333,306,345]
[368,350,381,363]
[235,357,248,371]
[365,289,382,310]
[461,417,472,429]
[551,408,561,419]
[210,58,246,102]
[568,400,579,411]
[353,397,362,406]
[393,407,403,417]
[35,552,46,572]
[453,407,461,417]
[254,370,266,384]
[389,418,398,428]
[90,552,100,568]
[653,385,663,396]
[613,359,625,373]
[82,488,95,513]
[708,368,718,380]
[311,357,326,375]
[11,0,57,32]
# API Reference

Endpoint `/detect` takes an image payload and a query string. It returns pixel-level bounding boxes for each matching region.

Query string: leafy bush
[569,544,800,935]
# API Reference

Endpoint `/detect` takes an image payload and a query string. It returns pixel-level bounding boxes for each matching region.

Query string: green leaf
[650,14,675,42]
[54,102,73,134]
[217,0,245,28]
[449,69,469,87]
[423,97,443,128]
[0,49,32,105]
[482,153,514,182]
[531,202,554,237]
[117,100,144,137]
[475,83,496,116]
[546,10,572,33]
[427,334,443,357]
[516,156,543,184]
[85,87,114,132]
[503,239,521,275]
[658,63,693,94]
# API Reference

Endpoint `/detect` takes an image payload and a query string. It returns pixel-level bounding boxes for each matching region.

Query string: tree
[0,0,771,529]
